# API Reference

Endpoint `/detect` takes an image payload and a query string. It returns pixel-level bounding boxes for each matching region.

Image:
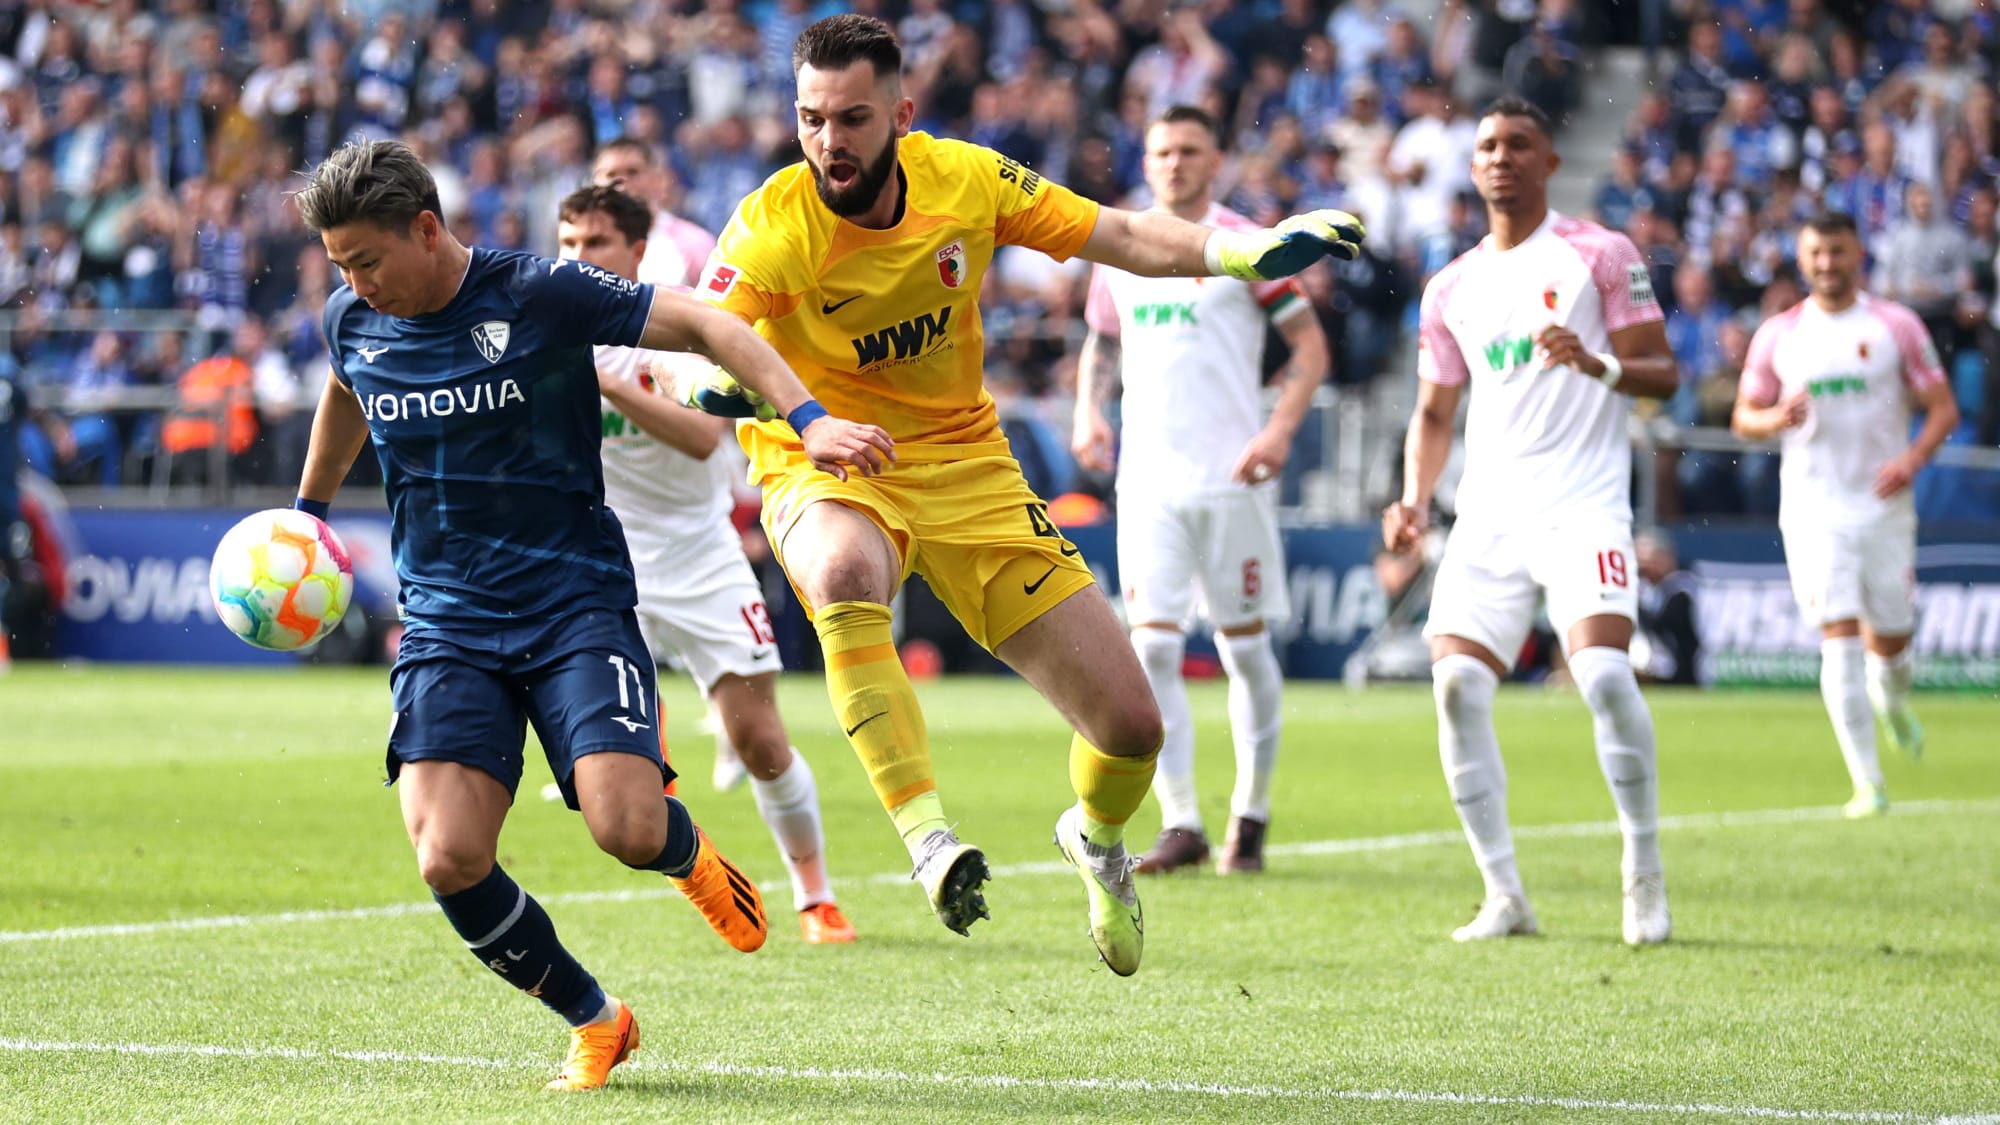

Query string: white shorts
[629,519,782,694]
[1116,486,1289,631]
[1425,520,1638,669]
[1780,520,1916,634]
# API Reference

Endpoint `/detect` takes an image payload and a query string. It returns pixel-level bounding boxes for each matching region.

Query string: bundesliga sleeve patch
[1626,263,1656,307]
[700,262,740,302]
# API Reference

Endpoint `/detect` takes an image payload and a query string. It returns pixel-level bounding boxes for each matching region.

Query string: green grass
[2,665,1997,1123]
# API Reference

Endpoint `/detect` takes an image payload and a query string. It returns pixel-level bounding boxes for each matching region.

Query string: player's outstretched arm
[636,290,895,480]
[295,369,370,511]
[1382,378,1460,556]
[1078,206,1365,281]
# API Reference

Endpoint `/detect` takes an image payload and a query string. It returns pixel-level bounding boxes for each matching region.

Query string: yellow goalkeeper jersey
[696,131,1101,470]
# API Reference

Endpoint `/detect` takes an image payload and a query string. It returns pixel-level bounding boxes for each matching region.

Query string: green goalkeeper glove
[1206,209,1367,281]
[677,364,779,422]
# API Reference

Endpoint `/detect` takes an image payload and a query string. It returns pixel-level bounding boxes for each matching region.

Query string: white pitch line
[3,800,1995,946]
[0,1037,1982,1123]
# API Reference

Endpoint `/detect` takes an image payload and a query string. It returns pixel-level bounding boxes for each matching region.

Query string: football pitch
[2,666,1996,1124]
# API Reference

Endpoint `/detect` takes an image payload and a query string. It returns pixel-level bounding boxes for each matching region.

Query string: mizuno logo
[821,294,862,314]
[851,306,952,367]
[844,712,887,737]
[612,715,650,733]
[356,346,388,363]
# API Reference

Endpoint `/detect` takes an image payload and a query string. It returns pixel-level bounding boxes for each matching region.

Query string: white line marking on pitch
[3,800,1994,946]
[0,1037,1983,1123]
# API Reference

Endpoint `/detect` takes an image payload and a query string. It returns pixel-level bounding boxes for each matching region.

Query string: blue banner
[60,509,397,664]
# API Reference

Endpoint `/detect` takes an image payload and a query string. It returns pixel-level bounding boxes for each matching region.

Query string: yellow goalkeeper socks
[813,600,946,848]
[1069,734,1160,849]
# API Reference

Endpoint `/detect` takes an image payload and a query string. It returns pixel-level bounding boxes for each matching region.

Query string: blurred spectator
[1125,9,1226,122]
[1387,78,1475,259]
[1874,180,1973,344]
[1501,17,1580,125]
[1668,22,1733,152]
[1630,528,1700,685]
[1824,122,1913,253]
[1664,264,1730,424]
[1714,80,1798,192]
[159,336,256,485]
[1593,144,1657,233]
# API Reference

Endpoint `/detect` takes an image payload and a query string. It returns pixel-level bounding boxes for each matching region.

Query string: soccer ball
[209,509,355,652]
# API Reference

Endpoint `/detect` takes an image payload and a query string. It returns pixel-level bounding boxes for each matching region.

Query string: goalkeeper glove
[1206,209,1367,281]
[678,364,778,422]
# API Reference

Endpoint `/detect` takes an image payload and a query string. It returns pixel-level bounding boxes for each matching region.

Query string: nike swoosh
[751,648,775,661]
[1023,564,1059,596]
[1058,541,1080,558]
[844,711,887,737]
[821,294,862,314]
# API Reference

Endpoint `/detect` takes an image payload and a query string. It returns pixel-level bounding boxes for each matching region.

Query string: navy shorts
[386,607,674,807]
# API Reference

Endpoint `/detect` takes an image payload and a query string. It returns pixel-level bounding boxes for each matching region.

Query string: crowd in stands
[1601,0,2000,517]
[0,0,1992,520]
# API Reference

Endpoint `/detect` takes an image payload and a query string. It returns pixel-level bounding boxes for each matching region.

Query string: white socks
[1864,645,1914,719]
[1216,630,1283,823]
[1568,646,1662,879]
[1821,636,1882,788]
[749,749,831,912]
[1133,627,1202,831]
[1432,654,1522,900]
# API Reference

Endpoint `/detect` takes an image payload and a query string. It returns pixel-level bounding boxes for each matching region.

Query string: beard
[811,135,898,218]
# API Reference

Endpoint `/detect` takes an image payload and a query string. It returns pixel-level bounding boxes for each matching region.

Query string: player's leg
[1200,490,1291,876]
[389,636,632,1089]
[1545,525,1668,945]
[776,494,987,934]
[1860,523,1922,759]
[1786,526,1886,813]
[1118,497,1208,874]
[526,609,767,955]
[1424,530,1539,940]
[710,671,852,942]
[646,540,853,942]
[996,583,1162,976]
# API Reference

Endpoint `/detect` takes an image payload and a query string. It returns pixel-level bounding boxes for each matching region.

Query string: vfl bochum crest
[471,320,511,364]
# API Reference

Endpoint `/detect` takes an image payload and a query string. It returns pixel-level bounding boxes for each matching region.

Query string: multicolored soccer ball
[209,509,355,652]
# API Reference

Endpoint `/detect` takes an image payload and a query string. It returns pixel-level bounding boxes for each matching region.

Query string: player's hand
[1212,209,1366,280]
[800,415,895,482]
[1535,325,1599,376]
[1381,500,1428,555]
[1774,389,1810,430]
[1873,449,1923,499]
[675,363,779,422]
[1231,428,1291,486]
[1072,409,1116,473]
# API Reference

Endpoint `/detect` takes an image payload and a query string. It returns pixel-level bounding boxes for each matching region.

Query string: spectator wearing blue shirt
[1593,145,1656,234]
[1668,23,1733,152]
[1714,80,1798,191]
[1663,263,1730,425]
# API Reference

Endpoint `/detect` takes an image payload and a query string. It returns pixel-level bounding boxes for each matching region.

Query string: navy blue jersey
[324,248,655,628]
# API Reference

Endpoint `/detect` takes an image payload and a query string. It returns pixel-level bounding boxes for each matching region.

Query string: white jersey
[1083,204,1309,497]
[637,211,719,290]
[1418,211,1662,530]
[596,345,734,553]
[1741,293,1947,529]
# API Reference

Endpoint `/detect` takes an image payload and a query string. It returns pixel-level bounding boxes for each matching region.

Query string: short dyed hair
[558,183,653,247]
[793,14,902,80]
[1480,94,1555,139]
[295,141,443,233]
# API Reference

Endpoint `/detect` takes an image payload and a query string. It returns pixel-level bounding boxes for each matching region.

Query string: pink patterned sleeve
[1581,227,1664,332]
[1874,299,1949,392]
[1416,263,1470,386]
[1083,264,1121,337]
[1739,315,1786,407]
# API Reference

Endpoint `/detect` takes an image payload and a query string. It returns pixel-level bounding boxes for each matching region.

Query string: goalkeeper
[680,12,1363,978]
